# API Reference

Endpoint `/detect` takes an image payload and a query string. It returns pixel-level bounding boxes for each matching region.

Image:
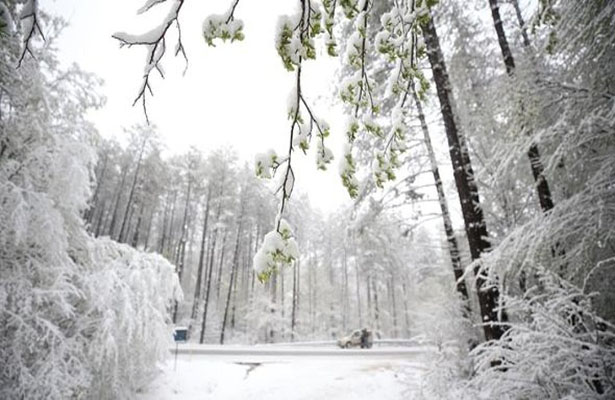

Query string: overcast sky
[45,0,351,213]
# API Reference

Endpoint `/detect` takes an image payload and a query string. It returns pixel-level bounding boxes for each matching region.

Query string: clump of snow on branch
[253,219,299,283]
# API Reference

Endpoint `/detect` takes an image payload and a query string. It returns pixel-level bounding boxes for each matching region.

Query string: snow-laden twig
[112,0,187,123]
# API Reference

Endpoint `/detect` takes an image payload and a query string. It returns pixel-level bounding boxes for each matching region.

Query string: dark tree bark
[172,174,192,324]
[422,13,506,341]
[341,248,349,333]
[85,151,109,225]
[215,230,229,302]
[107,163,129,239]
[199,229,218,344]
[131,202,144,248]
[190,188,211,323]
[119,135,148,243]
[411,82,470,311]
[163,190,178,257]
[220,211,243,344]
[291,258,298,340]
[355,260,363,327]
[389,274,398,337]
[143,205,156,251]
[93,199,108,238]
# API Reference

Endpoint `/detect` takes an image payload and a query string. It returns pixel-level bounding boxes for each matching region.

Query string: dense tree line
[84,136,449,344]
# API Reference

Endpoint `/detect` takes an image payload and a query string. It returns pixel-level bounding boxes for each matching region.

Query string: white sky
[45,0,350,213]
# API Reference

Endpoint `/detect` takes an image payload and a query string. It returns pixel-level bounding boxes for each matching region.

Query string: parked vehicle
[337,328,373,349]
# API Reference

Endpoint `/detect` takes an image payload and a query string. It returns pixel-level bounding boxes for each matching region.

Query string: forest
[1,0,614,399]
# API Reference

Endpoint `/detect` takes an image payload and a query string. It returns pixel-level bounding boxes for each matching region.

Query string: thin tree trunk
[488,0,555,213]
[422,13,505,341]
[215,230,228,303]
[191,188,211,323]
[401,279,411,337]
[158,191,172,253]
[172,174,193,324]
[373,278,380,332]
[411,82,470,308]
[108,164,129,239]
[131,203,145,248]
[199,230,218,344]
[143,205,156,251]
[220,214,243,344]
[291,258,298,340]
[355,260,363,328]
[86,151,109,224]
[342,248,349,333]
[164,190,178,258]
[389,274,398,338]
[366,273,372,323]
[93,199,108,237]
[175,176,193,278]
[119,135,148,243]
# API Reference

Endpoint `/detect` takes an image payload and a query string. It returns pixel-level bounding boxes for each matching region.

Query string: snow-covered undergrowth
[468,273,615,399]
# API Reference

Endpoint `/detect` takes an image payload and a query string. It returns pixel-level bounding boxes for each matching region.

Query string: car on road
[337,328,373,349]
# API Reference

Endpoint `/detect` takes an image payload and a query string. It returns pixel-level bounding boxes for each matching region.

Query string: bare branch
[17,0,45,67]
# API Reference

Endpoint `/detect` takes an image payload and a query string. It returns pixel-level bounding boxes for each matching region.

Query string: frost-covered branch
[113,0,187,123]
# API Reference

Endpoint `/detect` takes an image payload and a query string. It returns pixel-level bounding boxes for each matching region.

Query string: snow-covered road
[136,345,430,399]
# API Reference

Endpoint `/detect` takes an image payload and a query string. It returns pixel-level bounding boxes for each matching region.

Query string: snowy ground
[136,345,430,399]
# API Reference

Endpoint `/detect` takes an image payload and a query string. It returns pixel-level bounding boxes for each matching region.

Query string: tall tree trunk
[143,205,156,251]
[411,82,470,309]
[93,199,108,238]
[86,151,109,225]
[401,278,411,337]
[215,230,228,303]
[355,259,363,328]
[269,269,277,342]
[191,188,211,324]
[488,0,555,213]
[389,274,398,338]
[366,272,372,323]
[108,164,129,239]
[422,13,506,341]
[342,248,349,333]
[199,229,218,344]
[220,214,243,344]
[291,258,298,340]
[131,203,145,248]
[119,136,148,243]
[372,278,380,332]
[158,191,172,253]
[164,190,178,258]
[172,174,193,326]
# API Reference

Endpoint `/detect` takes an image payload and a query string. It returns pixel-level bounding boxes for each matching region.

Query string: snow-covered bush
[82,238,182,399]
[468,271,615,399]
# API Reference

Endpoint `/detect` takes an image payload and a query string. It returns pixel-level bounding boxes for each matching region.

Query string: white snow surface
[136,345,426,399]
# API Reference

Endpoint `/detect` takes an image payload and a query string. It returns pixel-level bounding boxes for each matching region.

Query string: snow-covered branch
[113,0,187,123]
[17,0,44,67]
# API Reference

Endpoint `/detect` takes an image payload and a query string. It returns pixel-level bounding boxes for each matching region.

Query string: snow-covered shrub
[82,238,182,399]
[468,271,615,399]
